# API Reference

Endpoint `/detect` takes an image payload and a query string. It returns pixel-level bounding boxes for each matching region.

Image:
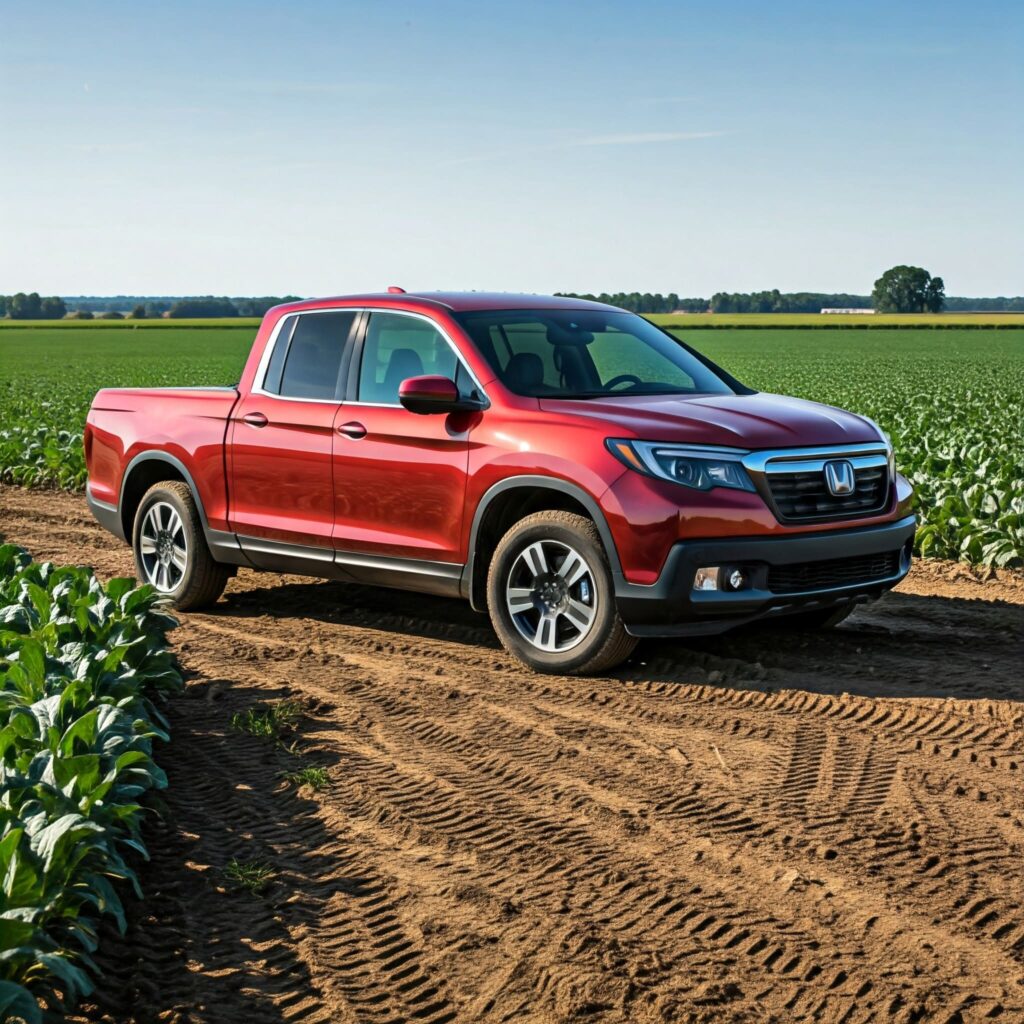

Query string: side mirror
[398,375,478,415]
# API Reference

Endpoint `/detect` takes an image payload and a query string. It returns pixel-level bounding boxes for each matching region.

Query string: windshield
[453,309,737,399]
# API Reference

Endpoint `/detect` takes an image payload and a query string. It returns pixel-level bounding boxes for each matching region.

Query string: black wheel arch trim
[113,452,252,567]
[461,475,623,611]
[119,451,211,529]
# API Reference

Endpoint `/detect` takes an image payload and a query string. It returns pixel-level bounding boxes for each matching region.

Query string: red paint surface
[86,293,910,584]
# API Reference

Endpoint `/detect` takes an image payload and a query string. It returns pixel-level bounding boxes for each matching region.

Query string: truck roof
[271,292,619,315]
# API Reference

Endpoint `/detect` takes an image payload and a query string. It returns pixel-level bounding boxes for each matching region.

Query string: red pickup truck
[85,291,915,674]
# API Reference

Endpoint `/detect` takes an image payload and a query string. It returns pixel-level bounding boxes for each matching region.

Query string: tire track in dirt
[5,485,1023,1023]
[183,618,1024,1015]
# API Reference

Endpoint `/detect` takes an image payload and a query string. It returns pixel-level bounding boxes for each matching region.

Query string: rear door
[330,310,481,579]
[229,310,359,565]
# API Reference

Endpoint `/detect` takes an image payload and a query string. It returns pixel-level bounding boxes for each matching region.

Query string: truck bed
[85,386,240,533]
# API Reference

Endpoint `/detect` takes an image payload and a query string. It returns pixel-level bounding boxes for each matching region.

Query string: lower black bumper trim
[614,514,916,637]
[86,490,126,542]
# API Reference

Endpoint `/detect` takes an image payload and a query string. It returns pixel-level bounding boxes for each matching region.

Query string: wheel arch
[462,476,622,612]
[119,452,210,542]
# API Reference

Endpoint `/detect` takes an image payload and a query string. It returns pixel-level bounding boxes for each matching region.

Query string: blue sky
[2,0,1021,297]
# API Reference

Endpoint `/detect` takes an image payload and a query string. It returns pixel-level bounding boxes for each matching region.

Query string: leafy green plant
[231,700,303,742]
[686,330,1024,567]
[282,765,330,791]
[223,858,275,895]
[1,325,1022,566]
[0,544,180,1019]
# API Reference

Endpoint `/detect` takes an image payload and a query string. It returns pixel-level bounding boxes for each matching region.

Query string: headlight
[607,439,755,492]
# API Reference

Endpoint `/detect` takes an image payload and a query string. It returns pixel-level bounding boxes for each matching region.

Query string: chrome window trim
[249,308,357,406]
[249,306,489,408]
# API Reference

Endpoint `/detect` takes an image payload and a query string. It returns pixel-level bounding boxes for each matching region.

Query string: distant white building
[820,308,875,314]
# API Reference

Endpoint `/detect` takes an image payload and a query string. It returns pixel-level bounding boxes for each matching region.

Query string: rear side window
[358,312,457,404]
[273,312,356,400]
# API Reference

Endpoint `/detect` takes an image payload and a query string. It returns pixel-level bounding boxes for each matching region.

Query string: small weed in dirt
[231,699,304,741]
[283,765,331,791]
[224,858,275,895]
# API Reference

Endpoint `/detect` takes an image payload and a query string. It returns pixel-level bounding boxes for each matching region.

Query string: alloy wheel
[506,539,598,653]
[138,501,188,592]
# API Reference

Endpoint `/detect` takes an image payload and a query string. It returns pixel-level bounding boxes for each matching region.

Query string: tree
[0,295,6,317]
[233,295,302,317]
[8,292,42,319]
[40,296,66,319]
[871,266,945,313]
[130,304,147,319]
[168,296,238,318]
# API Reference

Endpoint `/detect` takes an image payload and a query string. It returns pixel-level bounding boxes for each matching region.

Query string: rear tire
[486,511,637,675]
[132,481,229,610]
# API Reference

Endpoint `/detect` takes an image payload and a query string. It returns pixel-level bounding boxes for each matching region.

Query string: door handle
[242,412,268,428]
[337,421,367,439]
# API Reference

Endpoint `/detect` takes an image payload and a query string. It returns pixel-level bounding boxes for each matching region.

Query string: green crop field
[1,325,1021,566]
[648,312,1024,328]
[0,317,263,330]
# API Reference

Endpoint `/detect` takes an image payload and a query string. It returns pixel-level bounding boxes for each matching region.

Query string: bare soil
[2,485,1022,1024]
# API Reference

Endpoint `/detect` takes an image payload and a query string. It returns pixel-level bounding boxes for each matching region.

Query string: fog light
[693,566,720,591]
[726,568,748,591]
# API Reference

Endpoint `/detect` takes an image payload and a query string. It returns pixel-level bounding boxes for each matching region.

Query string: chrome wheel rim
[506,540,598,653]
[138,501,187,593]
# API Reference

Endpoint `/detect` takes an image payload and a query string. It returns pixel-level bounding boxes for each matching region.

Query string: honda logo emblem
[824,460,855,496]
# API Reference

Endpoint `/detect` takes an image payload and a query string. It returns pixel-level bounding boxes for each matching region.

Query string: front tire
[132,481,229,610]
[486,511,637,675]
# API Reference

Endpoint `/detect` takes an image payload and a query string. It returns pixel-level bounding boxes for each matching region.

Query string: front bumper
[614,513,916,637]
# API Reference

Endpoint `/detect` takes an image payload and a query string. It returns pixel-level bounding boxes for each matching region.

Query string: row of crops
[691,330,1024,567]
[0,325,1022,566]
[0,544,180,1022]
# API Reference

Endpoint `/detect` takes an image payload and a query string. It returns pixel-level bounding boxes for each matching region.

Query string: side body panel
[228,391,337,548]
[331,405,477,563]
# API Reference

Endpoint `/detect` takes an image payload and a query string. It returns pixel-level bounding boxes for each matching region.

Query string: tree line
[0,294,301,319]
[559,267,1022,315]
[555,293,707,313]
[0,293,68,319]
[5,270,1023,319]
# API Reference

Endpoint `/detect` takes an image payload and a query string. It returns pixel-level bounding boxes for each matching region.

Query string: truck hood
[537,392,882,450]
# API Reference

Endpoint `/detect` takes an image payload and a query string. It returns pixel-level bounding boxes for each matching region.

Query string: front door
[331,311,480,584]
[229,310,358,566]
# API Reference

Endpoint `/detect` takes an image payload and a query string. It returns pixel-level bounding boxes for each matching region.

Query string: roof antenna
[387,285,406,294]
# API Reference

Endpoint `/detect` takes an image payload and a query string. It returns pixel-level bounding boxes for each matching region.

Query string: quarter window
[358,312,458,404]
[262,316,295,394]
[274,311,355,400]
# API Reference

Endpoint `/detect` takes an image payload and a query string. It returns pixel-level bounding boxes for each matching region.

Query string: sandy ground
[2,485,1022,1024]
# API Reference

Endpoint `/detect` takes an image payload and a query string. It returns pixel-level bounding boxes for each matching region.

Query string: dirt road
[2,486,1022,1024]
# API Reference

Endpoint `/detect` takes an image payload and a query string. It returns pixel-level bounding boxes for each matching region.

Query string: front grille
[767,550,901,594]
[767,465,888,521]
